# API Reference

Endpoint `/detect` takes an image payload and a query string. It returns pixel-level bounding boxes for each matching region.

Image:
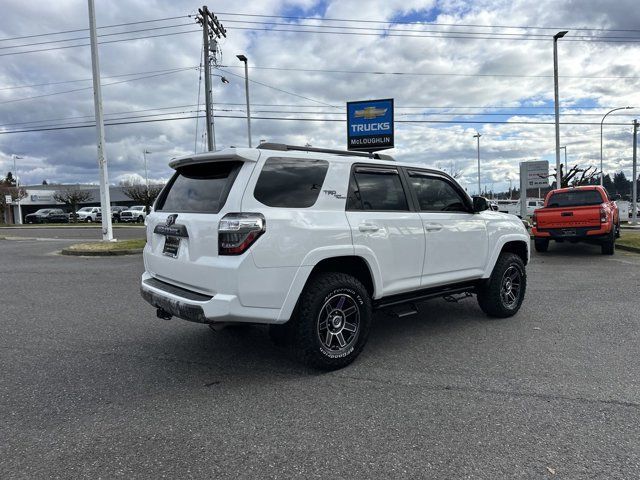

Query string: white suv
[141,144,529,369]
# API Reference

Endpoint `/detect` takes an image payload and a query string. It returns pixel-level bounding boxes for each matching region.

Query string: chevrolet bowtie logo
[354,107,388,119]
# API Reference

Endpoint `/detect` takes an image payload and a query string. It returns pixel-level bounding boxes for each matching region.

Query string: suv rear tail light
[600,207,607,223]
[532,213,537,228]
[218,213,266,255]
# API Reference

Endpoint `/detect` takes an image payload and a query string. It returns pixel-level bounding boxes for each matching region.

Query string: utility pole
[633,119,638,225]
[87,0,113,241]
[196,6,226,152]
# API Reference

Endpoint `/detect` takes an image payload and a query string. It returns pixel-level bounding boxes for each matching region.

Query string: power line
[0,28,200,57]
[216,67,339,108]
[224,25,640,43]
[0,68,196,105]
[1,113,635,135]
[216,12,640,34]
[0,66,199,91]
[220,64,640,80]
[0,22,195,51]
[0,15,190,42]
[3,103,636,128]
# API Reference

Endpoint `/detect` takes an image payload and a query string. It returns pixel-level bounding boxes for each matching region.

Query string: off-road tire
[534,238,549,253]
[601,227,615,255]
[477,253,526,318]
[292,272,372,370]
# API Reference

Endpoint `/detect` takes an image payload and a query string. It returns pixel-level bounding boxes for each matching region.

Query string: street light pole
[143,149,151,194]
[600,106,633,185]
[236,54,252,147]
[473,132,481,195]
[12,154,22,224]
[553,31,568,191]
[632,119,638,225]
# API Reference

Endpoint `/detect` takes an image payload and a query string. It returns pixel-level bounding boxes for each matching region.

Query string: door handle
[425,223,443,232]
[358,223,380,233]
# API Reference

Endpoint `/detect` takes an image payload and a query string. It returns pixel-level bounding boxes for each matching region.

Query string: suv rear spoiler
[257,143,395,161]
[169,149,260,169]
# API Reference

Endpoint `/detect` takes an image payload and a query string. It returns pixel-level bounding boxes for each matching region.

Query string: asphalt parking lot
[1,233,640,478]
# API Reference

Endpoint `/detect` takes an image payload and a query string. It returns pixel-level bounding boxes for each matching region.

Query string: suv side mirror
[472,196,489,213]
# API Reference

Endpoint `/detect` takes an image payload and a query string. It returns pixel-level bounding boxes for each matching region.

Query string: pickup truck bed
[531,186,619,255]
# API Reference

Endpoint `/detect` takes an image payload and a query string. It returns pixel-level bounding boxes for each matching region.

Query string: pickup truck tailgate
[536,205,601,229]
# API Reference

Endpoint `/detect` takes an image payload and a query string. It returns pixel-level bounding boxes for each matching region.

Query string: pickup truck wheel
[534,239,549,253]
[601,228,615,255]
[85,218,92,223]
[292,272,372,370]
[477,253,526,318]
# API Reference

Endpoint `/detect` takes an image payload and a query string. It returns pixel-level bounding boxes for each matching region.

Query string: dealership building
[4,184,157,224]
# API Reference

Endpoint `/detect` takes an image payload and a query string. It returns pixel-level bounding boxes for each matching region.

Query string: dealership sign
[523,160,550,188]
[347,98,394,151]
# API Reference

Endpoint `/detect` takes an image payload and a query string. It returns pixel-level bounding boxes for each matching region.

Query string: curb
[616,244,640,254]
[60,247,143,256]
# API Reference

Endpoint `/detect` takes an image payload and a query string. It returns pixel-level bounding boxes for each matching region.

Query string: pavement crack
[335,373,640,409]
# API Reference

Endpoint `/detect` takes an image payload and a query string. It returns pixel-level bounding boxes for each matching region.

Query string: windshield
[35,209,51,214]
[547,190,604,208]
[78,207,92,212]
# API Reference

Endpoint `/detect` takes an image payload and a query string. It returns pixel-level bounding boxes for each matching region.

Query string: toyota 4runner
[141,143,530,369]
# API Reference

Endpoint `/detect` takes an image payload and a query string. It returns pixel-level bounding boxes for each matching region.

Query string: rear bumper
[532,223,611,240]
[140,272,281,324]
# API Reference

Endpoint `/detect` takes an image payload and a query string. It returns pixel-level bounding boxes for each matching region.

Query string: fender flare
[482,233,530,278]
[276,245,383,322]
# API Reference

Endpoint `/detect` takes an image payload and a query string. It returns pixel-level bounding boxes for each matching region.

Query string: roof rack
[256,143,394,161]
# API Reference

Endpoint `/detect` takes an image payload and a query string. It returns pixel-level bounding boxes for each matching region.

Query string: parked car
[119,205,147,223]
[96,206,128,223]
[140,143,530,370]
[75,206,101,223]
[24,208,69,224]
[532,185,619,255]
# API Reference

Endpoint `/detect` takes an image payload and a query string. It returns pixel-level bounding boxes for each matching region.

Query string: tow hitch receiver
[156,308,173,320]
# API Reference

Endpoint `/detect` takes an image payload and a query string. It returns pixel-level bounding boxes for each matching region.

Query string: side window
[408,173,468,212]
[348,167,409,211]
[254,157,329,208]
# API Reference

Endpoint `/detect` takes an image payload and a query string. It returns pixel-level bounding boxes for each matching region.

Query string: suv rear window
[347,168,409,211]
[157,161,242,213]
[547,190,604,208]
[254,157,329,208]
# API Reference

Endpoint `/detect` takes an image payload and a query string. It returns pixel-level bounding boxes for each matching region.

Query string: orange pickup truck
[531,185,619,255]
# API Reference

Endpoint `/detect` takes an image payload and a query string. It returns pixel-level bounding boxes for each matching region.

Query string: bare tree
[122,184,164,213]
[438,161,462,179]
[53,187,93,222]
[545,164,599,188]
